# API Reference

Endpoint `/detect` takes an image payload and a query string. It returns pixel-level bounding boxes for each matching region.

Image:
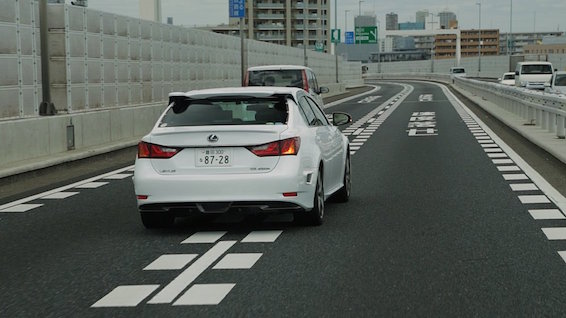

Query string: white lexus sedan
[133,87,352,228]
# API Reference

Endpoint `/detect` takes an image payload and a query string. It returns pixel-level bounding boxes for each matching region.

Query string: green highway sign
[331,29,341,43]
[355,26,377,44]
[315,42,324,52]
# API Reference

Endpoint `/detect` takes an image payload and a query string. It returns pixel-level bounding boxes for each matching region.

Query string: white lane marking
[367,118,376,123]
[475,136,491,140]
[0,165,134,212]
[492,159,514,164]
[542,228,566,240]
[559,251,566,263]
[488,153,508,158]
[103,173,133,180]
[510,183,539,191]
[350,146,361,150]
[478,140,494,144]
[503,174,529,180]
[182,231,227,244]
[352,128,364,135]
[473,133,488,136]
[213,253,263,270]
[148,241,237,304]
[0,204,43,213]
[242,230,282,243]
[41,192,80,200]
[143,254,198,271]
[438,83,566,212]
[360,132,373,136]
[498,166,521,172]
[484,148,503,153]
[482,144,500,148]
[350,151,356,155]
[91,285,160,308]
[75,182,108,189]
[529,209,566,220]
[173,284,235,306]
[518,195,551,204]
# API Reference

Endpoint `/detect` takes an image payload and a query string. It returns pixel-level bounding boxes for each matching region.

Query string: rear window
[159,97,288,127]
[504,74,515,80]
[247,70,304,89]
[521,64,553,75]
[451,68,465,74]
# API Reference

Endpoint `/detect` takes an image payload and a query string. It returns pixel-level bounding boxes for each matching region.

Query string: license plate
[196,148,233,167]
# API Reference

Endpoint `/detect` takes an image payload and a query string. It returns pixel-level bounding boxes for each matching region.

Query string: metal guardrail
[365,73,566,139]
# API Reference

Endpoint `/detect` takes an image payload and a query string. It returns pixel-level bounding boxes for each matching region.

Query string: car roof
[247,65,313,72]
[517,61,552,65]
[169,86,304,100]
[503,72,515,75]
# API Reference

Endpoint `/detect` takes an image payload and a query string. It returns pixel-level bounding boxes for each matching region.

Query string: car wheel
[140,212,174,229]
[295,168,324,226]
[334,154,351,203]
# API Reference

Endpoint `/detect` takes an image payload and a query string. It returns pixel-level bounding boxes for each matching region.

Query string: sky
[80,0,565,34]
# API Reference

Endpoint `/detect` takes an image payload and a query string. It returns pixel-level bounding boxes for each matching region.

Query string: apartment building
[435,29,499,59]
[206,0,331,52]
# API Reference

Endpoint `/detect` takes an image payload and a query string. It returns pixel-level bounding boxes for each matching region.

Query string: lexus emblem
[207,134,219,143]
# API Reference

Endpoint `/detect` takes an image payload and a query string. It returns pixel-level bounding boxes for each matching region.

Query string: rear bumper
[133,159,317,212]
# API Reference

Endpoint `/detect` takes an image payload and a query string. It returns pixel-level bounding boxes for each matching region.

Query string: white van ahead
[514,61,554,90]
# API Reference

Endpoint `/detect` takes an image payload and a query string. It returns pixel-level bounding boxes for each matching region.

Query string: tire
[295,169,324,226]
[333,154,351,203]
[140,212,174,229]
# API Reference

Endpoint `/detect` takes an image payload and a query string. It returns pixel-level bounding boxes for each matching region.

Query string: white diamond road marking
[149,241,237,304]
[0,204,43,213]
[182,231,227,244]
[103,173,133,180]
[492,159,514,164]
[529,209,566,220]
[518,195,551,204]
[242,230,283,243]
[40,192,79,200]
[488,153,508,158]
[213,253,263,269]
[498,166,521,172]
[542,228,566,240]
[173,284,235,306]
[91,285,159,308]
[503,174,529,181]
[510,183,539,191]
[75,182,108,189]
[144,254,198,271]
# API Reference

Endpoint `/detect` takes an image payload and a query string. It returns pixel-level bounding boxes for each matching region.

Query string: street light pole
[509,0,513,55]
[345,10,350,34]
[358,0,363,16]
[304,1,308,66]
[334,0,338,83]
[477,1,481,74]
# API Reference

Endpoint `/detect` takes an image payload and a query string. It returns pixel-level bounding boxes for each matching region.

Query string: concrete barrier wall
[367,54,566,78]
[0,3,362,172]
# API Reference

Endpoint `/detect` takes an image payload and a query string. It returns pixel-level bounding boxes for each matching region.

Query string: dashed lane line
[0,165,134,213]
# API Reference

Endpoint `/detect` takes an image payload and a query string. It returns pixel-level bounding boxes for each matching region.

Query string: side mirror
[497,78,502,81]
[332,112,352,126]
[544,82,551,87]
[515,71,519,75]
[318,86,330,94]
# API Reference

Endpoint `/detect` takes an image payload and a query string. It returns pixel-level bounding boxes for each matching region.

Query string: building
[386,12,398,30]
[399,22,425,31]
[416,10,428,25]
[438,11,457,30]
[524,36,566,54]
[139,0,161,22]
[435,29,499,59]
[206,0,331,52]
[499,31,564,55]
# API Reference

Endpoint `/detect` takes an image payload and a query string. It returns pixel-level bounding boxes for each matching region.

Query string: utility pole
[39,0,55,115]
[334,0,338,83]
[477,1,482,73]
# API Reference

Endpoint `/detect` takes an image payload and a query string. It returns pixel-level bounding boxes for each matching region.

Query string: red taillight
[301,70,309,92]
[283,192,297,197]
[247,137,300,157]
[137,195,149,200]
[137,141,180,159]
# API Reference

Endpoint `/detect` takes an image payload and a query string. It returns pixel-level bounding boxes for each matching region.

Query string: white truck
[514,61,554,90]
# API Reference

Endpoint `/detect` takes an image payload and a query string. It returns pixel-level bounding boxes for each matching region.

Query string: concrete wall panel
[71,85,86,110]
[0,89,19,118]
